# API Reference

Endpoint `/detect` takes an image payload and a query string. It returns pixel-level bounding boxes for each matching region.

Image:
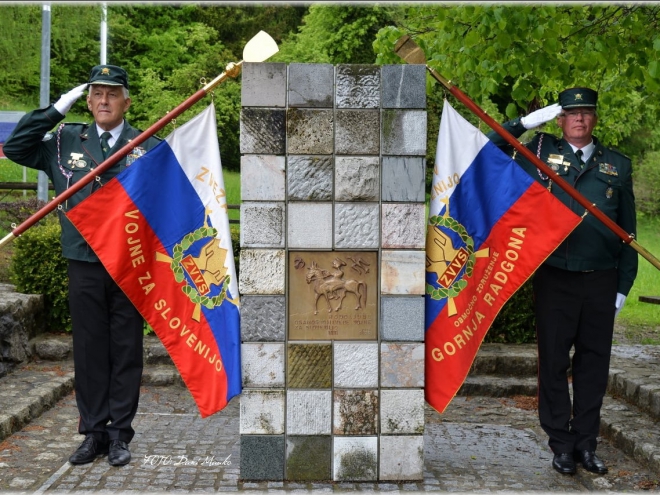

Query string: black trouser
[533,264,617,454]
[68,260,144,443]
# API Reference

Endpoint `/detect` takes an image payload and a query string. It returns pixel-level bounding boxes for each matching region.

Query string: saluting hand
[521,103,562,130]
[54,83,89,116]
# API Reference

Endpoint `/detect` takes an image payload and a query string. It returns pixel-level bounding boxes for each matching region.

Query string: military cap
[88,65,129,89]
[558,87,597,109]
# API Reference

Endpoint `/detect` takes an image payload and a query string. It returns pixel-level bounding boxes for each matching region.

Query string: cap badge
[101,67,110,75]
[575,93,583,100]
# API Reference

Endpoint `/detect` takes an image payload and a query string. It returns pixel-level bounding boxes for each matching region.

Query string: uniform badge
[598,163,618,176]
[126,147,146,166]
[606,187,614,199]
[67,152,87,169]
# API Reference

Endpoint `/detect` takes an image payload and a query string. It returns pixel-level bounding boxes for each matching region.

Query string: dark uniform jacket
[487,118,638,295]
[4,105,161,262]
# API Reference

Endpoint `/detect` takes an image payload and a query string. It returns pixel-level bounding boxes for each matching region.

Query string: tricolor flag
[425,101,581,413]
[67,104,240,417]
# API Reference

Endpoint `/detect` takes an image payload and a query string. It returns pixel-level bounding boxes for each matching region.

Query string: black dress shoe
[574,450,608,474]
[69,435,109,465]
[552,452,576,475]
[108,439,131,466]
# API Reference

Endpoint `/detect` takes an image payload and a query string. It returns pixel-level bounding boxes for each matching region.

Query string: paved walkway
[0,342,658,492]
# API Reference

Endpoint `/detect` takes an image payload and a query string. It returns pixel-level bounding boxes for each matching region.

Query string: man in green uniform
[4,65,160,467]
[487,88,637,475]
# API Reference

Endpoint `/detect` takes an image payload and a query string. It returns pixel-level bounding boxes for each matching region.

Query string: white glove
[53,83,88,115]
[520,103,562,129]
[615,293,626,318]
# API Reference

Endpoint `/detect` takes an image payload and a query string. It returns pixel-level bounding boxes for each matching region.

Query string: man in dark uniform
[4,65,161,467]
[487,88,637,475]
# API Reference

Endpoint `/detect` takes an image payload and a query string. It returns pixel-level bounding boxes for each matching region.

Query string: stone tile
[240,108,286,154]
[379,435,424,481]
[335,110,379,155]
[286,436,332,480]
[382,156,425,202]
[240,435,285,481]
[334,156,379,202]
[336,65,381,109]
[380,389,425,434]
[380,250,425,295]
[288,63,334,108]
[382,65,426,109]
[241,62,287,107]
[333,342,378,388]
[381,204,425,249]
[239,249,285,295]
[381,343,424,388]
[241,155,285,201]
[287,343,332,389]
[333,437,378,481]
[240,390,285,434]
[240,202,285,248]
[287,109,334,155]
[334,203,379,249]
[381,110,427,156]
[286,390,332,435]
[287,203,333,249]
[287,155,333,201]
[240,295,286,342]
[380,296,424,342]
[241,343,284,388]
[333,389,378,435]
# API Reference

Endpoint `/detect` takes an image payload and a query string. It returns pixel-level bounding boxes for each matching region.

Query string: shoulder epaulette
[609,147,631,161]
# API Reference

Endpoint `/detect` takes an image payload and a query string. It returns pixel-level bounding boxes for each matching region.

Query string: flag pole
[394,35,660,271]
[0,30,278,249]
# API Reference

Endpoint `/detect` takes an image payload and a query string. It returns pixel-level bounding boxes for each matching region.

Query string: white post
[100,3,107,64]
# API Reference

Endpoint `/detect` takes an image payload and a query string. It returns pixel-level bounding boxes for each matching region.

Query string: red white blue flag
[425,101,581,413]
[67,104,240,417]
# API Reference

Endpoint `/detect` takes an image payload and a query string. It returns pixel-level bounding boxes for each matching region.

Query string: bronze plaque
[289,251,377,340]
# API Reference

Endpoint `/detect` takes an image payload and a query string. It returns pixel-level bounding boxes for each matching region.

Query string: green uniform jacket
[487,118,638,295]
[4,104,161,262]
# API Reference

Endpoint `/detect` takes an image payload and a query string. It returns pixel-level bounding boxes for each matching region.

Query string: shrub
[10,217,71,332]
[634,151,660,218]
[484,279,536,344]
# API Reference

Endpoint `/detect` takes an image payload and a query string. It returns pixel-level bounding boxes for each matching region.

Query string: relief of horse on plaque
[305,257,368,315]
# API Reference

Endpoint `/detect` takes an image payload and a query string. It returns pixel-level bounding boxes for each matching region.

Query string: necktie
[100,132,112,159]
[576,149,585,169]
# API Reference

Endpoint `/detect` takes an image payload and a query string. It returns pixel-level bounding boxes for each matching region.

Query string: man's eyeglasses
[560,110,596,119]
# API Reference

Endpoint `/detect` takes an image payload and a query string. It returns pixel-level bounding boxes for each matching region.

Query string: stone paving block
[241,62,287,107]
[382,64,427,109]
[336,65,380,109]
[381,343,424,388]
[241,343,284,388]
[287,109,334,155]
[287,343,332,389]
[382,156,425,202]
[286,390,332,435]
[288,63,334,108]
[334,342,378,388]
[334,156,380,202]
[380,250,425,295]
[380,296,424,342]
[334,203,379,249]
[333,389,378,435]
[379,435,424,480]
[287,203,333,249]
[240,202,285,248]
[240,435,285,481]
[335,110,380,155]
[240,108,286,155]
[286,436,332,480]
[380,389,425,434]
[333,436,378,481]
[381,203,426,249]
[381,110,427,156]
[240,295,286,342]
[240,390,285,434]
[287,155,333,201]
[239,249,285,295]
[240,155,285,201]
